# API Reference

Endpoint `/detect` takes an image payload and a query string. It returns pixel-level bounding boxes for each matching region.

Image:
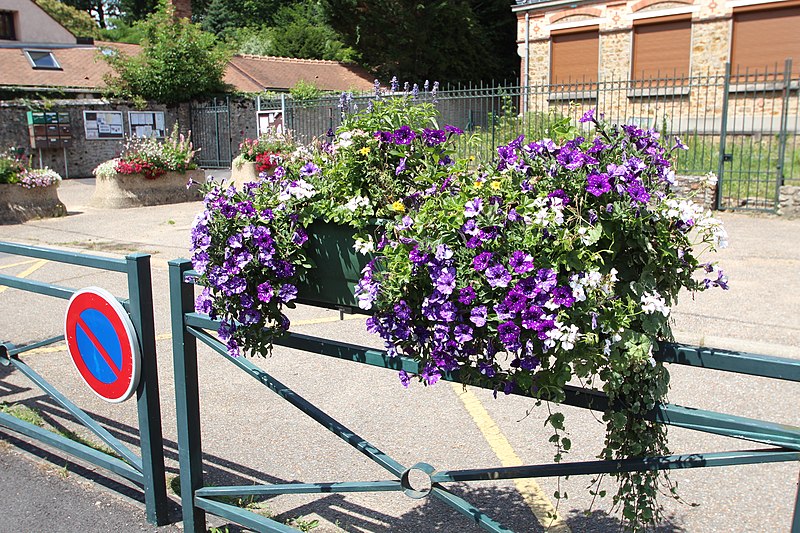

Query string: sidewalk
[1,177,798,533]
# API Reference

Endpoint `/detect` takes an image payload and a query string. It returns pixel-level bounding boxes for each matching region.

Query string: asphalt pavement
[0,175,798,533]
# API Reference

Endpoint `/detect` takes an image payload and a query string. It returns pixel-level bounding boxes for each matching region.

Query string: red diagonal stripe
[76,317,122,375]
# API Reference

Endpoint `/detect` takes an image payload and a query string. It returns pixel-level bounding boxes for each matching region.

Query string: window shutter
[632,18,691,81]
[550,28,599,87]
[731,4,800,77]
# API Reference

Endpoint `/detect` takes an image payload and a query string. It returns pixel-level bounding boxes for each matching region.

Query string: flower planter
[296,221,376,309]
[230,161,260,189]
[90,169,205,209]
[0,183,66,224]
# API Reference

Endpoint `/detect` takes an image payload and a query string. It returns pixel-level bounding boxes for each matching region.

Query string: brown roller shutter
[731,4,800,77]
[632,18,691,81]
[550,27,599,87]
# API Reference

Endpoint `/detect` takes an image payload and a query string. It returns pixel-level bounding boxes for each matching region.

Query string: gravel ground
[0,176,798,533]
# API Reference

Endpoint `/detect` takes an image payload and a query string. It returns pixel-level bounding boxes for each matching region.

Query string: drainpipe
[524,12,530,114]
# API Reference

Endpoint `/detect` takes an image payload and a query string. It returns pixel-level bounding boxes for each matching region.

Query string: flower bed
[230,130,295,189]
[191,90,729,531]
[0,149,66,224]
[90,126,203,208]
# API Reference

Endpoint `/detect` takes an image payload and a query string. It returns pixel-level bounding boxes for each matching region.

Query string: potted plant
[0,147,66,224]
[90,125,204,208]
[230,129,296,189]
[191,98,728,531]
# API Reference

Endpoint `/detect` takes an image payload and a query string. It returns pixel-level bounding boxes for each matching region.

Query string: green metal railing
[0,242,169,525]
[169,259,800,532]
[255,62,800,213]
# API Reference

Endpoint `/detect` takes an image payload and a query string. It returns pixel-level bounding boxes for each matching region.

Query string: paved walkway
[0,177,798,533]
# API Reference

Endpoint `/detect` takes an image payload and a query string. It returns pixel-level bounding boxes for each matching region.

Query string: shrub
[113,125,198,179]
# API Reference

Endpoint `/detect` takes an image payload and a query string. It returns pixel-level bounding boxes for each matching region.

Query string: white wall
[0,0,75,44]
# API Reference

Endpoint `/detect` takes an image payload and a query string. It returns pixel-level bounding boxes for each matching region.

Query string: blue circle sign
[65,287,141,403]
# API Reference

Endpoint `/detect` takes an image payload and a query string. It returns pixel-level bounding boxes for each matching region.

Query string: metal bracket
[722,153,734,162]
[400,462,436,499]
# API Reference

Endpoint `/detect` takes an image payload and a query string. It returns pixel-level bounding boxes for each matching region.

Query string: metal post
[716,62,732,211]
[793,473,800,533]
[169,259,205,532]
[125,253,168,525]
[776,59,793,196]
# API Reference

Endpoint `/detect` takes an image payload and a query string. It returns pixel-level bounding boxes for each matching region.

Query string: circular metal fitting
[400,462,436,499]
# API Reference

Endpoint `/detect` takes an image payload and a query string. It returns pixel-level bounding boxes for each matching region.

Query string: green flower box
[296,221,376,310]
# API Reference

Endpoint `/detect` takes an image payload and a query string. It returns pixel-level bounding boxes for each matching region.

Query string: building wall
[0,100,189,178]
[0,0,75,44]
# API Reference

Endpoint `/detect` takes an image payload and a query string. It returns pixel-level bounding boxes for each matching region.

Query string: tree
[35,0,101,35]
[200,0,238,38]
[103,2,230,104]
[320,0,518,84]
[58,0,119,29]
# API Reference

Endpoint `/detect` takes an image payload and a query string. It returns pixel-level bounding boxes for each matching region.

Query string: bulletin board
[83,110,124,140]
[128,111,166,138]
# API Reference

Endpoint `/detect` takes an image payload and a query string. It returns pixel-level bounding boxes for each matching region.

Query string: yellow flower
[474,179,484,189]
[359,146,371,155]
[390,201,405,212]
[490,180,502,190]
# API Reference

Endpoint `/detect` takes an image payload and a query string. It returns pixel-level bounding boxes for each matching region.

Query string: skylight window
[24,49,61,70]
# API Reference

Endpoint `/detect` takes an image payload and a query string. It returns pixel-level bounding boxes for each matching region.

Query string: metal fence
[169,258,800,532]
[0,242,169,525]
[258,61,799,212]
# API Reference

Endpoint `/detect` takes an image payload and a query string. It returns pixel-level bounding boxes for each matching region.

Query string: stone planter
[90,168,205,209]
[230,161,260,189]
[0,183,66,224]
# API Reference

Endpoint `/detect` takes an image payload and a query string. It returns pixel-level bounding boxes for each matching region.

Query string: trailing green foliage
[34,0,100,38]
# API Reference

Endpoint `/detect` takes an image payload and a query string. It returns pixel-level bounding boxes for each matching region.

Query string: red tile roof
[0,43,375,93]
[225,55,375,92]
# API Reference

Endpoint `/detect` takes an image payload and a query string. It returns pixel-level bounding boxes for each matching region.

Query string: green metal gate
[717,60,800,211]
[190,97,233,169]
[169,259,800,532]
[0,242,169,525]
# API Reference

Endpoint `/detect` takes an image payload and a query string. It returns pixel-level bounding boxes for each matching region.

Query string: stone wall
[0,100,190,178]
[778,185,800,218]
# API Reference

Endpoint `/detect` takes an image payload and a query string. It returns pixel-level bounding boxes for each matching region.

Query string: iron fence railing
[255,62,799,212]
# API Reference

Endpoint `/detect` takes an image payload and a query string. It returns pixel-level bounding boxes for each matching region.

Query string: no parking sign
[65,287,141,403]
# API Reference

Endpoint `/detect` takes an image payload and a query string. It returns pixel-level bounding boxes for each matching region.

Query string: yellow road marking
[451,383,572,533]
[0,259,41,270]
[0,259,48,294]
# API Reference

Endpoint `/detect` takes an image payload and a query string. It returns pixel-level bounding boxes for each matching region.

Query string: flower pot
[230,161,260,189]
[90,168,205,209]
[0,183,66,224]
[296,221,377,310]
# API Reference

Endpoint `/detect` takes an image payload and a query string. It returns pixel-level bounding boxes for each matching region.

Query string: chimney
[171,0,192,20]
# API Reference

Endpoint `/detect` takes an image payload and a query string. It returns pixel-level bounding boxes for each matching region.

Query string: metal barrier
[0,242,168,525]
[169,259,800,532]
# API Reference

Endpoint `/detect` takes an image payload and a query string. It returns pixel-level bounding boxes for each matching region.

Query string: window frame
[23,49,62,70]
[0,11,16,41]
[630,15,692,83]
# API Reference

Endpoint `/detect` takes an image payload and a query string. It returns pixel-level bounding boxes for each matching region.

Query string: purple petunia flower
[374,131,395,143]
[579,108,596,123]
[486,264,512,288]
[195,287,213,314]
[454,324,474,344]
[509,251,535,274]
[422,128,447,146]
[548,189,571,206]
[498,321,521,347]
[399,370,411,387]
[257,281,273,303]
[627,181,651,203]
[586,172,612,197]
[445,124,464,135]
[395,157,407,176]
[470,305,488,327]
[473,252,493,271]
[299,162,320,177]
[459,286,477,305]
[464,197,483,218]
[421,364,441,385]
[550,286,576,308]
[434,266,457,295]
[393,126,416,145]
[278,284,298,303]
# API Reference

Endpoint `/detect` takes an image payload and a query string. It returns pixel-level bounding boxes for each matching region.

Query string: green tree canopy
[35,0,101,36]
[320,0,518,84]
[103,2,230,104]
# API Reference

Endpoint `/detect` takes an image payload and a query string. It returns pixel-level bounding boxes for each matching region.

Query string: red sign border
[65,287,141,403]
